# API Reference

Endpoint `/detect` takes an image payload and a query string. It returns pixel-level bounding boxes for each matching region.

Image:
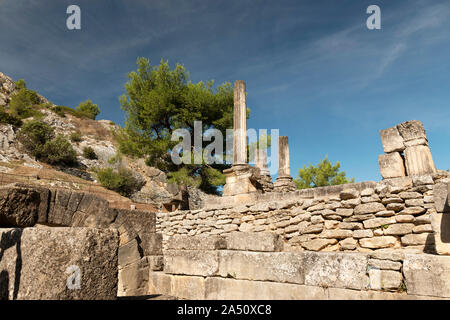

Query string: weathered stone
[375,210,396,217]
[353,229,373,239]
[405,199,424,207]
[404,145,436,176]
[373,229,384,236]
[386,203,405,212]
[433,182,450,213]
[398,207,426,216]
[310,215,324,224]
[163,250,219,276]
[363,217,396,229]
[361,188,375,196]
[396,120,427,142]
[383,223,415,236]
[171,275,206,300]
[382,197,403,205]
[218,251,304,284]
[344,214,376,222]
[368,269,402,291]
[301,224,324,235]
[304,252,368,290]
[205,277,327,300]
[339,222,363,230]
[404,138,428,147]
[430,211,450,255]
[339,189,359,200]
[335,208,354,217]
[369,249,404,261]
[414,214,431,225]
[301,238,337,251]
[379,127,405,153]
[395,215,415,223]
[412,224,432,234]
[378,153,406,179]
[226,232,283,252]
[359,236,398,249]
[368,258,402,270]
[361,194,381,203]
[0,227,118,300]
[118,257,149,297]
[339,238,357,250]
[398,191,422,199]
[0,186,41,227]
[320,229,353,239]
[403,254,450,298]
[148,272,172,296]
[341,198,361,208]
[118,239,142,268]
[401,233,434,246]
[412,175,434,186]
[148,255,164,271]
[354,203,386,215]
[167,235,226,251]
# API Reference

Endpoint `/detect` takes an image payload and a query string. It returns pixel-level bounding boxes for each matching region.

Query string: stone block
[218,251,304,284]
[430,211,450,255]
[363,217,396,229]
[301,238,337,251]
[383,223,415,236]
[148,272,172,296]
[118,257,149,297]
[359,236,398,249]
[404,145,436,176]
[0,227,118,300]
[379,127,405,153]
[354,202,386,215]
[205,277,327,300]
[118,238,142,268]
[148,255,164,271]
[171,275,206,300]
[403,254,450,297]
[378,153,406,179]
[433,182,450,213]
[163,250,219,276]
[304,252,368,290]
[396,120,427,142]
[226,232,283,252]
[368,269,403,291]
[0,186,41,227]
[401,233,434,246]
[368,258,402,270]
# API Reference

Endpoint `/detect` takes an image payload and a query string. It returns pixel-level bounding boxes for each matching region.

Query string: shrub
[15,79,27,90]
[70,131,82,142]
[75,100,100,120]
[17,120,54,157]
[82,146,97,160]
[40,135,78,166]
[96,167,139,197]
[9,88,42,119]
[0,109,23,127]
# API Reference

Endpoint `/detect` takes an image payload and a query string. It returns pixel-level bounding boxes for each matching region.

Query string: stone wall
[0,183,162,298]
[157,174,450,255]
[0,227,118,300]
[148,233,450,299]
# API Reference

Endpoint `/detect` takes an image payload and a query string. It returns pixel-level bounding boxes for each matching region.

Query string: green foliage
[82,146,97,160]
[50,105,90,119]
[70,131,82,142]
[295,155,355,189]
[18,120,77,166]
[0,109,22,127]
[15,79,27,90]
[40,135,78,166]
[18,120,55,157]
[75,100,100,120]
[9,87,42,119]
[96,167,140,197]
[118,57,238,194]
[107,152,122,165]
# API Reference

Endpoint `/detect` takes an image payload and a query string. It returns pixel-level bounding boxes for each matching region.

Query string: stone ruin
[0,79,449,300]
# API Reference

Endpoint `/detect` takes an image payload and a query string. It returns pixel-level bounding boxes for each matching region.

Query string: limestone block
[378,153,406,179]
[359,236,398,249]
[403,254,450,297]
[430,211,450,255]
[354,202,386,215]
[0,186,41,227]
[404,145,436,176]
[396,120,427,142]
[433,182,450,213]
[148,272,172,296]
[167,235,226,250]
[369,249,404,261]
[171,275,206,300]
[118,257,149,297]
[218,251,304,284]
[353,229,373,239]
[148,255,164,271]
[368,269,402,291]
[339,238,357,250]
[163,250,219,276]
[205,277,327,300]
[226,232,283,252]
[0,227,118,300]
[118,238,142,268]
[368,258,402,270]
[339,189,359,200]
[301,238,337,251]
[379,127,405,153]
[401,233,434,246]
[363,217,396,229]
[383,223,415,236]
[304,252,368,290]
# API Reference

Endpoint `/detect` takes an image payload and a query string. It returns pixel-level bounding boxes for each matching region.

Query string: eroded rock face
[0,227,119,300]
[0,186,41,227]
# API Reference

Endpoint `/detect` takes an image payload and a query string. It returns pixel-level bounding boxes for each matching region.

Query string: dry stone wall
[157,173,450,255]
[148,233,450,299]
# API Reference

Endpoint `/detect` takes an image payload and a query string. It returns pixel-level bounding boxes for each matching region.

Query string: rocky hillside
[0,72,207,210]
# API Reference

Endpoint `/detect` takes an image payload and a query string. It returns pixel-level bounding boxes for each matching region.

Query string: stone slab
[118,257,149,297]
[379,127,405,153]
[403,254,450,298]
[226,232,283,252]
[0,227,118,300]
[218,251,304,284]
[303,252,368,290]
[404,145,436,176]
[167,235,227,250]
[163,250,219,276]
[378,153,406,179]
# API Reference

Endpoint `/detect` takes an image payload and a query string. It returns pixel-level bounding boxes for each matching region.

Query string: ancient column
[233,80,247,165]
[255,148,270,176]
[274,136,296,192]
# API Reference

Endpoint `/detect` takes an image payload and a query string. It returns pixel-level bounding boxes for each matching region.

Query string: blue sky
[0,0,449,182]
